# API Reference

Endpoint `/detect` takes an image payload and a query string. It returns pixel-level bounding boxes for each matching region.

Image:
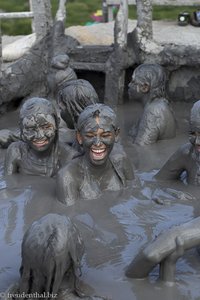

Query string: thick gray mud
[0,101,200,300]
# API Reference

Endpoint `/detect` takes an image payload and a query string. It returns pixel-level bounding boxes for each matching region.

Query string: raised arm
[126,217,200,283]
[155,144,188,181]
[0,128,20,148]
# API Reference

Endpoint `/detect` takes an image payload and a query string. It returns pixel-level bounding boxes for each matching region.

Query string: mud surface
[0,101,200,300]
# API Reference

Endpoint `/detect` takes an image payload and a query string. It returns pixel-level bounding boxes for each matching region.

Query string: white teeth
[92,149,105,154]
[33,140,47,145]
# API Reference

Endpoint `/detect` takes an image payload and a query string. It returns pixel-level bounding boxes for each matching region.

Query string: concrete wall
[168,66,200,103]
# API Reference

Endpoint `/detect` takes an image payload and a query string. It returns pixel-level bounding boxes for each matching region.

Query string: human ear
[76,131,83,145]
[140,83,150,93]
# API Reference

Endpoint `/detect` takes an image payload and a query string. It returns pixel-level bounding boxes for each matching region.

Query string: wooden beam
[0,12,33,19]
[106,0,200,5]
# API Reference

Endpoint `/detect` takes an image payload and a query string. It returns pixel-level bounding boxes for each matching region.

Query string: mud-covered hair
[77,103,118,131]
[134,64,167,100]
[20,97,59,128]
[57,79,99,127]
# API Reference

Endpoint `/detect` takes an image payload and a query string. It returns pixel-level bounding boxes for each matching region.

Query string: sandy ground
[64,20,200,46]
[2,20,200,46]
[1,20,200,62]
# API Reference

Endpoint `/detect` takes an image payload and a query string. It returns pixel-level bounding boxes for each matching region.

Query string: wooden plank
[68,45,113,64]
[0,12,33,19]
[69,62,106,72]
[106,0,200,5]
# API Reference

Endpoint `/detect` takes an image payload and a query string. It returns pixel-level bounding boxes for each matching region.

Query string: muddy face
[128,71,149,102]
[77,117,117,166]
[22,113,56,153]
[189,131,200,153]
[189,100,200,154]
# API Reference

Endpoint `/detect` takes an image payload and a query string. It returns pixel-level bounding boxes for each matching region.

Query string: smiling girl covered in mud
[4,97,77,177]
[56,103,134,206]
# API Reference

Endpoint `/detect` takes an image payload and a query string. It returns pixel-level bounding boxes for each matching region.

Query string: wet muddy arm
[155,147,186,181]
[56,166,79,206]
[0,128,20,148]
[4,142,21,175]
[126,217,200,280]
[111,143,135,182]
[122,156,135,181]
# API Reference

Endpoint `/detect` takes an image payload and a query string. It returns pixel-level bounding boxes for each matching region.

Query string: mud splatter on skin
[3,97,77,177]
[57,104,133,207]
[22,114,56,153]
[156,100,200,185]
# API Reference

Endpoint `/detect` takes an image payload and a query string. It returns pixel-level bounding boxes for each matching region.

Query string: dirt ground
[2,20,200,62]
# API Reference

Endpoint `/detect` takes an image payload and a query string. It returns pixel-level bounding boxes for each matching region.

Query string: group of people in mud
[1,62,200,298]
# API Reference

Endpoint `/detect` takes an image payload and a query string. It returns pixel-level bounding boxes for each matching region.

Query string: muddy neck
[28,144,55,159]
[83,155,112,176]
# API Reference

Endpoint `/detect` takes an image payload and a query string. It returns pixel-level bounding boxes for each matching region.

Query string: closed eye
[41,124,53,130]
[101,132,112,138]
[85,133,95,138]
[24,126,35,131]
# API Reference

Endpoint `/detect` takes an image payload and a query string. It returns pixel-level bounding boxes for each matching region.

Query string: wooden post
[29,0,35,33]
[56,0,67,22]
[0,22,2,77]
[136,0,152,40]
[104,0,128,107]
[30,0,53,40]
[102,0,108,22]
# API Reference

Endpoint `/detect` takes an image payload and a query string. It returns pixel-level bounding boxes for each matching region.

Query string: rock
[2,33,36,62]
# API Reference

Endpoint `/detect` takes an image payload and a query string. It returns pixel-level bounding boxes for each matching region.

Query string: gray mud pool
[0,101,200,300]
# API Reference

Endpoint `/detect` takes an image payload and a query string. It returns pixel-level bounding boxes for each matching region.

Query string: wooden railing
[0,0,53,71]
[104,0,200,21]
[0,0,53,39]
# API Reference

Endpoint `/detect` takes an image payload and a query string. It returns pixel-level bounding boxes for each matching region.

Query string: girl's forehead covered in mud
[77,104,118,132]
[20,97,57,122]
[190,100,200,131]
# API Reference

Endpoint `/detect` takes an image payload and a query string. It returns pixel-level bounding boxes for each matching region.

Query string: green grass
[0,0,198,35]
[0,0,32,35]
[152,5,195,20]
[129,5,196,20]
